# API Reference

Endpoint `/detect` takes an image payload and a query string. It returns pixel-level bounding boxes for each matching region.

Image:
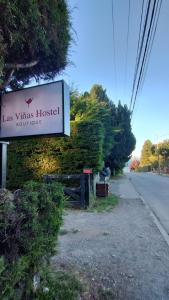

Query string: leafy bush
[0,181,65,300]
[7,121,104,189]
[37,267,82,300]
[0,0,71,90]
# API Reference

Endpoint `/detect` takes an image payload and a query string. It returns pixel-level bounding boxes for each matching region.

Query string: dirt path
[52,177,169,299]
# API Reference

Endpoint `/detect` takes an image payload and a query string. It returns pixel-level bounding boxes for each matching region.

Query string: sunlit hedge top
[7,121,104,189]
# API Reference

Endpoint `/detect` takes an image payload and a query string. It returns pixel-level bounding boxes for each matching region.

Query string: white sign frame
[0,80,70,139]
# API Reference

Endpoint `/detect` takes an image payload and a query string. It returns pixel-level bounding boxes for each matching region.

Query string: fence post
[85,174,90,208]
[80,174,86,208]
[0,142,9,188]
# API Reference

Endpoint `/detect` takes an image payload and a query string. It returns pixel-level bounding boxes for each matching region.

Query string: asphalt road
[127,172,169,234]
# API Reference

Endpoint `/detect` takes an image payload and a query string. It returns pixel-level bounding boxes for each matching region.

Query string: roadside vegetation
[89,193,119,212]
[0,181,79,299]
[7,84,136,189]
[0,181,84,300]
[0,0,71,91]
[130,139,169,173]
[37,268,83,300]
[0,1,82,299]
[0,1,135,299]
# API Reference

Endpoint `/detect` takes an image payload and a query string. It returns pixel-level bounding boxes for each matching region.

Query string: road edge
[129,177,169,248]
[140,195,169,247]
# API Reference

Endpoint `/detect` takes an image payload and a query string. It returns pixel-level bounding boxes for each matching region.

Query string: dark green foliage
[106,102,136,173]
[37,268,82,300]
[70,86,114,158]
[70,87,136,172]
[7,121,104,189]
[0,0,71,90]
[70,90,88,121]
[0,181,65,299]
[7,84,135,188]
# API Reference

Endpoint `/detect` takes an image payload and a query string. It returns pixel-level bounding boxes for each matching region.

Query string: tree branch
[5,60,38,69]
[0,69,14,90]
[0,60,39,90]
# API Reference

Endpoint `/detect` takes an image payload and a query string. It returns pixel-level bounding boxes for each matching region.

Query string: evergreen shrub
[0,181,65,299]
[7,121,104,189]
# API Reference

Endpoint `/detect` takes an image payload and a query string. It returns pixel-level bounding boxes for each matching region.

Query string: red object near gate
[83,168,93,174]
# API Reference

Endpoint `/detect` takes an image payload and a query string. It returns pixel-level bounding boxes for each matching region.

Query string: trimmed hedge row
[7,120,104,189]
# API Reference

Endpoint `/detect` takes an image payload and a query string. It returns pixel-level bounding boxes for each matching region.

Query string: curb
[129,177,169,248]
[140,196,169,248]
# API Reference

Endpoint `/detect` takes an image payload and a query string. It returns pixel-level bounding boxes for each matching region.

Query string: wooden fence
[44,174,90,209]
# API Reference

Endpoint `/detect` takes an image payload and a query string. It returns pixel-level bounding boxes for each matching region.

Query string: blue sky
[57,0,169,158]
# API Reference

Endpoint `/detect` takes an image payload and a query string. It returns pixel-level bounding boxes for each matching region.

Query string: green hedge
[0,181,65,300]
[7,120,104,189]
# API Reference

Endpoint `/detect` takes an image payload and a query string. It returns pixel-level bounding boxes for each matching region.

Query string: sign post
[0,141,9,188]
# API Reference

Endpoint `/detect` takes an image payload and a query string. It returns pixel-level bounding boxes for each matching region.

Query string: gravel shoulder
[52,176,169,299]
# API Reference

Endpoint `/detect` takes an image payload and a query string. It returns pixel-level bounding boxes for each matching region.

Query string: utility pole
[156,135,160,175]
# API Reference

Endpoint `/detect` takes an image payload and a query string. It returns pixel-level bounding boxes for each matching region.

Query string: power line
[124,0,131,97]
[130,0,163,116]
[129,0,151,111]
[111,0,117,101]
[131,0,162,115]
[131,0,162,124]
[132,0,157,111]
[138,0,163,94]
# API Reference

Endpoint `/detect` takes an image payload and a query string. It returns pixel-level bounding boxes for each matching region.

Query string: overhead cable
[130,0,163,116]
[124,0,131,96]
[112,0,117,100]
[138,0,163,95]
[129,0,146,110]
[130,0,151,111]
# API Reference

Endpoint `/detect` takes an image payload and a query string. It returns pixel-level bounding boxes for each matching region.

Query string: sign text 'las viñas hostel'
[0,80,70,139]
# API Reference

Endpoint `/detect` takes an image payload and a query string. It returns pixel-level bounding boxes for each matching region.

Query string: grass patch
[89,193,118,212]
[38,269,83,300]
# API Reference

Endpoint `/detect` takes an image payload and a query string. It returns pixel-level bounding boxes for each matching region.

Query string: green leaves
[106,102,136,173]
[7,121,104,189]
[0,181,65,299]
[7,84,135,187]
[0,0,71,90]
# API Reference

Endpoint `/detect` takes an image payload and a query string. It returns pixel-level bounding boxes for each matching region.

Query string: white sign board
[0,80,70,139]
